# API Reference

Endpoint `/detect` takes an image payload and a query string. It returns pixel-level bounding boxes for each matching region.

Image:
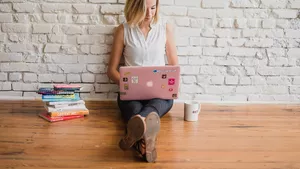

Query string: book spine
[46,100,85,105]
[49,110,89,117]
[45,105,87,112]
[42,94,75,99]
[42,93,80,102]
[39,113,84,122]
[52,103,85,108]
[42,97,80,102]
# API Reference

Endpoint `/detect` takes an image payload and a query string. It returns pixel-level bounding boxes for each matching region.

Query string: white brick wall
[0,0,299,103]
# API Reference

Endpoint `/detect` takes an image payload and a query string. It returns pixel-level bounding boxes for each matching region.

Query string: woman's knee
[128,103,143,115]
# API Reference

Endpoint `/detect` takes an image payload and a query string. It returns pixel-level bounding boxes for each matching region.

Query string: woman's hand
[107,24,124,85]
[166,23,178,65]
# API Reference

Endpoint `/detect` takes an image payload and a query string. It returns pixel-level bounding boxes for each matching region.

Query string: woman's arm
[165,23,178,65]
[107,24,124,85]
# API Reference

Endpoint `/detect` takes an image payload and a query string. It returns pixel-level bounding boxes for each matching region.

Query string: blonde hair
[124,0,160,27]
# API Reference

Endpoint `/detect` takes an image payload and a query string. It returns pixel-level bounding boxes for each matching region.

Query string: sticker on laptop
[124,84,129,90]
[161,84,165,89]
[131,76,138,83]
[162,74,167,79]
[123,77,128,82]
[168,78,175,85]
[124,72,131,76]
[169,88,173,92]
[172,94,177,98]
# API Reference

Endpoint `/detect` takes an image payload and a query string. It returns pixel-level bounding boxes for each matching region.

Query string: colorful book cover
[42,93,80,102]
[38,112,84,122]
[37,88,75,95]
[49,109,89,117]
[53,84,81,91]
[42,94,75,99]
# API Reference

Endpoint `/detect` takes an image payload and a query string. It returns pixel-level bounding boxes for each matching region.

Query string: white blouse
[122,21,167,66]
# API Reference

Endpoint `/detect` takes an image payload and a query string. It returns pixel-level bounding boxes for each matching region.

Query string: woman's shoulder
[112,24,125,42]
[114,23,125,35]
[153,19,173,31]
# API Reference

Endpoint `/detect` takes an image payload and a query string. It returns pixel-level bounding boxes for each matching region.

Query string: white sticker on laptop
[131,76,138,83]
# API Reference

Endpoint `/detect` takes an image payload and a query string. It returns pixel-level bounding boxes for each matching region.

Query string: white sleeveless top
[122,21,167,66]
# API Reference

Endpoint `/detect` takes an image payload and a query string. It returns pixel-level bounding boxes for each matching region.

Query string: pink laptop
[119,65,180,100]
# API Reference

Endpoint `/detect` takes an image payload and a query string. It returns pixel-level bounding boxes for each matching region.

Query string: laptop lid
[119,65,180,100]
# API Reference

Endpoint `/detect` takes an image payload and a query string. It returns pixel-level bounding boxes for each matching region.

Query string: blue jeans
[117,93,174,123]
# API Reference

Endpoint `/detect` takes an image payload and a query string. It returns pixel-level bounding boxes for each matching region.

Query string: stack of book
[37,84,89,122]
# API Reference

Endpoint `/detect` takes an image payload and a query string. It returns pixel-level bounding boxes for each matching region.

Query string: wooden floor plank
[0,100,300,169]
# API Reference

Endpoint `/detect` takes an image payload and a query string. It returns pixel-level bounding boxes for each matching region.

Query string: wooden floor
[0,101,300,169]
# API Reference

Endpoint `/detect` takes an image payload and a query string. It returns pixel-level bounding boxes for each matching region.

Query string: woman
[107,0,178,163]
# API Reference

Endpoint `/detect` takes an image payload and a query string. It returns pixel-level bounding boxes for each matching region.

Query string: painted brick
[160,0,174,5]
[205,85,235,94]
[67,74,81,82]
[12,82,39,91]
[260,0,287,8]
[288,0,300,8]
[285,29,300,38]
[0,73,7,81]
[0,91,22,97]
[161,6,187,16]
[88,25,115,34]
[0,53,23,62]
[180,84,203,93]
[194,94,222,101]
[41,3,72,13]
[2,23,29,33]
[262,19,276,28]
[13,3,37,13]
[202,0,226,8]
[100,4,124,15]
[33,24,53,34]
[272,9,298,18]
[222,95,248,102]
[229,47,258,57]
[95,84,118,92]
[175,0,200,7]
[0,4,12,13]
[188,56,215,65]
[182,76,197,84]
[267,76,291,85]
[24,73,37,82]
[231,0,260,8]
[73,4,96,14]
[96,74,109,83]
[0,14,13,23]
[290,86,300,94]
[293,77,300,85]
[225,76,239,85]
[203,47,229,56]
[82,73,95,83]
[188,9,215,18]
[217,9,243,18]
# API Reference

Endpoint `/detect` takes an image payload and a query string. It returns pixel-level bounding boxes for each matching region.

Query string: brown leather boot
[119,115,146,150]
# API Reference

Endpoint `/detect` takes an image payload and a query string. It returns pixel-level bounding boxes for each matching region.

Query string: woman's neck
[139,20,151,29]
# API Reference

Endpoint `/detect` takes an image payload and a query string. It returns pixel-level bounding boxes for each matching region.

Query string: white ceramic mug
[184,101,201,121]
